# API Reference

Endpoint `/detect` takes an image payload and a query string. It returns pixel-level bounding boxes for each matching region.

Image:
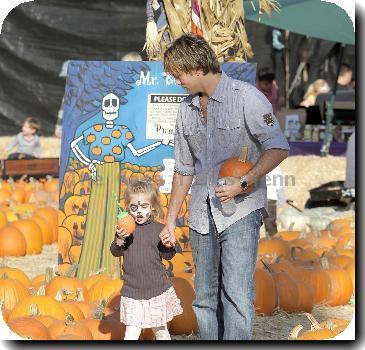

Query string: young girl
[5,117,42,159]
[110,179,183,340]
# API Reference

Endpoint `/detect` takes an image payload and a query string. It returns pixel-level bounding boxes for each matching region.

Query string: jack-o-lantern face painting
[128,193,155,225]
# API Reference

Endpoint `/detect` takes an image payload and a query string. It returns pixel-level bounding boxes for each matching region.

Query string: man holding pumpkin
[160,34,289,340]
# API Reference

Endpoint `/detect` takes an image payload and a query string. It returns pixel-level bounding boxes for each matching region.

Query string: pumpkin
[32,215,53,245]
[32,315,58,328]
[66,301,98,319]
[345,262,355,293]
[86,277,123,303]
[262,260,300,312]
[62,214,86,239]
[54,334,86,340]
[319,257,353,306]
[8,316,51,340]
[11,219,43,255]
[33,207,58,242]
[43,176,59,193]
[0,267,30,287]
[295,266,332,305]
[169,276,197,335]
[0,226,26,257]
[258,235,291,259]
[83,272,110,292]
[116,209,136,234]
[218,146,254,192]
[253,268,277,315]
[45,270,86,302]
[0,210,7,229]
[48,316,93,340]
[0,274,29,311]
[8,295,67,322]
[295,279,314,313]
[60,301,85,321]
[0,189,11,206]
[288,324,335,340]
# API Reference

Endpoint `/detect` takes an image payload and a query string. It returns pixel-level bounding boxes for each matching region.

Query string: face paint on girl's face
[128,193,154,225]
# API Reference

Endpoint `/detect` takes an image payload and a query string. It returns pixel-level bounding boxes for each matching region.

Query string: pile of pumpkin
[0,263,197,340]
[0,177,59,257]
[254,217,355,339]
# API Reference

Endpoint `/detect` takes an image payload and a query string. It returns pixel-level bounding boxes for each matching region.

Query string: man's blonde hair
[124,179,164,220]
[164,33,220,76]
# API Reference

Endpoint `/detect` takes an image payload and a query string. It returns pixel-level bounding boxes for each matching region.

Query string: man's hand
[215,176,252,203]
[159,224,177,248]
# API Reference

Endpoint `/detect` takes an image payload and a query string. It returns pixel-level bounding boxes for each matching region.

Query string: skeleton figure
[71,93,173,181]
[70,92,173,279]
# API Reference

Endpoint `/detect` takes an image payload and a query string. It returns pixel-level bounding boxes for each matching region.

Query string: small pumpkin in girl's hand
[117,211,136,234]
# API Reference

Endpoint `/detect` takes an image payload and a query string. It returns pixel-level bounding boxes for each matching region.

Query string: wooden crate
[1,158,59,178]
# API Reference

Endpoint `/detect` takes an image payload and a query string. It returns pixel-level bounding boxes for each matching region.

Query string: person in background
[256,67,281,115]
[6,117,42,159]
[265,166,287,236]
[300,79,330,107]
[337,63,354,91]
[121,51,143,61]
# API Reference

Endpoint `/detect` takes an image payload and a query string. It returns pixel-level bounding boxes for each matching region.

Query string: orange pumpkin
[8,296,67,322]
[86,278,123,303]
[60,301,85,321]
[34,206,58,242]
[48,317,93,340]
[32,215,53,245]
[0,267,30,287]
[0,210,7,229]
[253,268,277,315]
[117,211,136,234]
[0,226,26,257]
[8,317,50,340]
[0,274,29,311]
[45,275,86,302]
[68,245,82,265]
[218,146,254,192]
[11,219,43,255]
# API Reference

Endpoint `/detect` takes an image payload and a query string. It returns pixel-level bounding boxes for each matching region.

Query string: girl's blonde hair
[124,179,164,220]
[303,79,330,103]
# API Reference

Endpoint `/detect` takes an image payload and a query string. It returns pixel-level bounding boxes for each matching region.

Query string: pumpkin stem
[55,289,65,302]
[288,325,304,340]
[29,304,41,317]
[320,257,330,270]
[65,264,79,278]
[288,222,295,231]
[305,313,322,331]
[92,300,106,320]
[75,288,85,302]
[0,273,8,280]
[260,259,274,273]
[36,285,46,296]
[45,267,54,283]
[65,313,76,325]
[238,146,248,163]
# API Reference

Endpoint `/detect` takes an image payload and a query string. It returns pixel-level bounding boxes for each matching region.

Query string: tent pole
[320,43,345,157]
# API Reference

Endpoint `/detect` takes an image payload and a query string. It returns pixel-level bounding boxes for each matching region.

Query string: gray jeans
[189,202,262,340]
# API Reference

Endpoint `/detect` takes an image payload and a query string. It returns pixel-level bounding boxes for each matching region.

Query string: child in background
[110,179,183,340]
[5,117,42,159]
[256,67,281,115]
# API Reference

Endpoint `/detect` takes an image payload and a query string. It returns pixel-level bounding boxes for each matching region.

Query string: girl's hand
[159,225,176,248]
[115,226,131,240]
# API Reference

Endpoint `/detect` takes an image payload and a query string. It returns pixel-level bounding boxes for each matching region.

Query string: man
[159,34,289,340]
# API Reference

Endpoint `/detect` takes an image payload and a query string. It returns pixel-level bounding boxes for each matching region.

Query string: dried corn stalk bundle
[145,0,280,61]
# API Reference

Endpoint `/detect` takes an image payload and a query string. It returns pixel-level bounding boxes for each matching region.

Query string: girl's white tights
[124,325,171,340]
